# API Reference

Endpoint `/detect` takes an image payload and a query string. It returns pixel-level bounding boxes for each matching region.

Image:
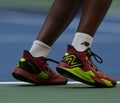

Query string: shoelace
[90,52,103,72]
[44,58,59,72]
[45,52,103,65]
[45,51,103,73]
[91,52,103,63]
[45,58,59,64]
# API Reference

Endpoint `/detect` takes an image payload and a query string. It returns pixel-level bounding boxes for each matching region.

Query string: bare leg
[36,0,82,46]
[71,0,112,51]
[77,0,112,36]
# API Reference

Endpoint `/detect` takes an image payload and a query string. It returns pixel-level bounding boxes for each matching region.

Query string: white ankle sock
[71,32,93,52]
[29,40,51,57]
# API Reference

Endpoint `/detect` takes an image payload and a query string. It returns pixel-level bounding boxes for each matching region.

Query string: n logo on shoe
[63,53,82,68]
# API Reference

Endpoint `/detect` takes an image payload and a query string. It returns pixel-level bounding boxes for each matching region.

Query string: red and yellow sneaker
[12,50,67,85]
[56,45,117,87]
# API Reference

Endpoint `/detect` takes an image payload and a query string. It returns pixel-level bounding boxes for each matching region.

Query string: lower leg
[77,0,112,36]
[72,0,112,51]
[36,0,82,46]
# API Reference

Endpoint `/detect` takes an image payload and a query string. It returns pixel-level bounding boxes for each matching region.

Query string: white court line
[0,81,82,85]
[0,81,120,84]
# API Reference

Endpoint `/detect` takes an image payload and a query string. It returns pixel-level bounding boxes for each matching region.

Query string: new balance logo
[63,53,82,68]
[81,41,90,47]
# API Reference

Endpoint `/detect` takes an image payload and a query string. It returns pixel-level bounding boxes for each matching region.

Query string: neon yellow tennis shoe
[56,45,117,87]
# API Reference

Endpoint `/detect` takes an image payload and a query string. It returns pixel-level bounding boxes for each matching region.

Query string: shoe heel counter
[18,58,37,74]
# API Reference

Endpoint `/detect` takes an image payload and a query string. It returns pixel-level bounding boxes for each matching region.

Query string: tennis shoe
[12,50,67,85]
[56,45,117,87]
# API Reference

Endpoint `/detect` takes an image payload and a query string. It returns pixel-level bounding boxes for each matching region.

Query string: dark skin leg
[77,0,112,36]
[36,0,82,46]
[36,0,112,46]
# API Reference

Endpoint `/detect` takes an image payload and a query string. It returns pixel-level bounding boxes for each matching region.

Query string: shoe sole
[12,68,39,84]
[56,67,116,88]
[12,68,67,85]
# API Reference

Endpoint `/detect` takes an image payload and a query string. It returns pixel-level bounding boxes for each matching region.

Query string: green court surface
[0,82,120,103]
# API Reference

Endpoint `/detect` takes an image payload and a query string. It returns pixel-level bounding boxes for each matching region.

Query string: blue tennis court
[0,10,120,82]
